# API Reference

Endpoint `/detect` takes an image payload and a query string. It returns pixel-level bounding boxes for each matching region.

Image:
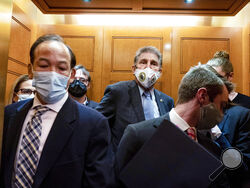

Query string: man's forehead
[75,69,86,78]
[138,52,158,59]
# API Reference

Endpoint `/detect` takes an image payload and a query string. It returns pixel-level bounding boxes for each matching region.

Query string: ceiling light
[184,0,194,3]
[83,0,91,2]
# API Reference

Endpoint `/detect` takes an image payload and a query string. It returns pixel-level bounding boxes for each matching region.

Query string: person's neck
[37,94,47,105]
[174,100,200,127]
[71,95,87,104]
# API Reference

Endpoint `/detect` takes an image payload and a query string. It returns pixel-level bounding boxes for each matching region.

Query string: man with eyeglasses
[68,65,98,108]
[96,46,174,152]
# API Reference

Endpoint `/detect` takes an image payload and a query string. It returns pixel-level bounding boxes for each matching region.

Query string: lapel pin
[160,99,163,102]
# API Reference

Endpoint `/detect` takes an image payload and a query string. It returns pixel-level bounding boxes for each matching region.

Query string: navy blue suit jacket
[216,105,250,187]
[232,92,250,109]
[96,80,174,152]
[0,97,113,188]
[86,98,98,109]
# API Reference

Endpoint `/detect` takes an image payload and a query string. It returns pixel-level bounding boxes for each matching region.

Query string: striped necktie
[14,105,50,188]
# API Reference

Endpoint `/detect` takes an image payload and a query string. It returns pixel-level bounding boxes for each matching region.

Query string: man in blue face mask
[1,34,113,188]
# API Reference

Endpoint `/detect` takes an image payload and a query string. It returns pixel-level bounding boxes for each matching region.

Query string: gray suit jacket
[96,80,174,152]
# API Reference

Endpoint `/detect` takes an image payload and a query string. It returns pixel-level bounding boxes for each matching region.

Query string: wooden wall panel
[8,17,31,64]
[63,36,95,99]
[8,59,28,75]
[181,38,229,73]
[5,4,32,105]
[103,26,172,98]
[172,27,242,103]
[38,25,103,102]
[112,37,162,71]
[63,36,95,71]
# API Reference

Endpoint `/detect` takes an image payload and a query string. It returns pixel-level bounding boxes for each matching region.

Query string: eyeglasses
[18,88,36,95]
[78,78,89,84]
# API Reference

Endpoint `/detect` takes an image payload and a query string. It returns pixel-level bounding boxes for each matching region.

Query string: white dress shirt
[169,108,197,141]
[14,92,69,169]
[138,85,160,119]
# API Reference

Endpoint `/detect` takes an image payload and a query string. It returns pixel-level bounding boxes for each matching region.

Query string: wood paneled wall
[172,27,242,102]
[6,5,248,104]
[5,4,33,105]
[38,25,104,103]
[37,25,245,103]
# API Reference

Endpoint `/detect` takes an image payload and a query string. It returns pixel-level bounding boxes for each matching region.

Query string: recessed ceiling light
[184,0,194,3]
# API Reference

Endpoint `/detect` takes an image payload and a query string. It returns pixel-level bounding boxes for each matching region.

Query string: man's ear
[132,65,136,74]
[158,67,162,74]
[87,83,90,89]
[28,64,33,79]
[227,72,234,82]
[70,68,76,80]
[196,88,208,105]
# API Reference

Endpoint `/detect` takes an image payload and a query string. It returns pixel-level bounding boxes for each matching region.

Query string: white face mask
[134,67,161,89]
[196,103,223,130]
[32,71,70,104]
[17,93,35,102]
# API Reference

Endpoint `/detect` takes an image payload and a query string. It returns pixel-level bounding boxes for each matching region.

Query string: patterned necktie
[14,105,50,188]
[186,127,197,141]
[143,91,155,120]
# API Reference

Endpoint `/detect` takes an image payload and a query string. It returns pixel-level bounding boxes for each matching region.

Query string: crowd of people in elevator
[1,34,249,188]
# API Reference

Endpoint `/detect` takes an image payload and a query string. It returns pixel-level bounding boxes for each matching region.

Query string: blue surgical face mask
[17,93,35,102]
[32,71,70,104]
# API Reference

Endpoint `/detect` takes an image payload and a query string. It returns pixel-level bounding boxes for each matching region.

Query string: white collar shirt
[169,108,197,141]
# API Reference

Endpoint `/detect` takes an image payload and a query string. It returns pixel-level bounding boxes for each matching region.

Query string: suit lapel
[218,110,229,131]
[154,90,166,116]
[33,97,77,188]
[4,100,33,186]
[128,80,145,122]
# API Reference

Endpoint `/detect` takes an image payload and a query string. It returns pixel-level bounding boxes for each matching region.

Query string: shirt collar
[229,91,238,101]
[137,84,154,97]
[32,92,69,113]
[169,108,191,132]
[83,97,88,105]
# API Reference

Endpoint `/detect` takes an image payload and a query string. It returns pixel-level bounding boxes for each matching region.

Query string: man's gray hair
[134,46,162,67]
[74,65,91,82]
[177,65,224,104]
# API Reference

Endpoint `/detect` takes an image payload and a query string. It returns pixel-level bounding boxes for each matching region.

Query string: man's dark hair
[14,74,30,93]
[29,34,76,69]
[74,65,91,82]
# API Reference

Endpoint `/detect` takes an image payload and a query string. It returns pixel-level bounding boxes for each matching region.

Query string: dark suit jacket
[96,80,174,152]
[232,92,250,109]
[0,97,113,188]
[116,113,221,173]
[86,98,98,109]
[216,105,250,187]
[116,113,228,188]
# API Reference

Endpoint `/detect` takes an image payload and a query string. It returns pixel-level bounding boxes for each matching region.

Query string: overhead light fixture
[184,0,194,3]
[83,0,91,2]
